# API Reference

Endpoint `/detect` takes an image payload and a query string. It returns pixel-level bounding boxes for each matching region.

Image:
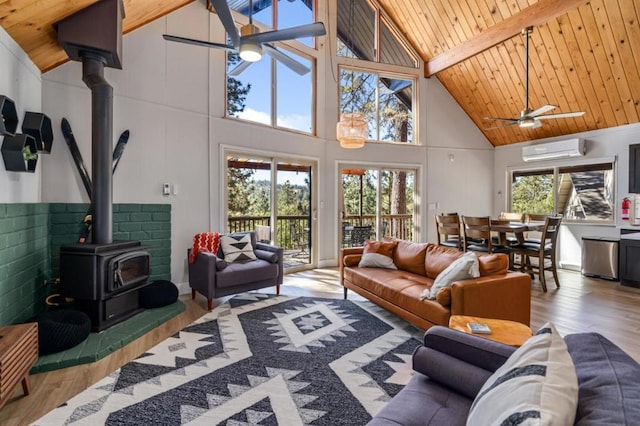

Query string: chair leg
[276,285,280,295]
[207,298,213,311]
[343,287,348,299]
[539,264,548,293]
[551,259,560,289]
[191,289,196,299]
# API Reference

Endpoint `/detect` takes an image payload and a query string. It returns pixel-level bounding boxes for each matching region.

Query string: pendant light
[337,0,367,149]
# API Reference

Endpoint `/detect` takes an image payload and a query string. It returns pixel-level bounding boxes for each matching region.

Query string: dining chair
[435,213,462,250]
[349,225,372,247]
[499,211,525,222]
[461,216,509,254]
[524,213,551,243]
[509,216,562,292]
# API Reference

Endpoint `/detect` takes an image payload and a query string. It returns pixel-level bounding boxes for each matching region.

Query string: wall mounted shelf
[1,133,38,173]
[0,95,19,136]
[22,112,53,153]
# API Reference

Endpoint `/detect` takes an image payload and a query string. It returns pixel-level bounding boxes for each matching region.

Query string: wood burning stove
[60,241,152,331]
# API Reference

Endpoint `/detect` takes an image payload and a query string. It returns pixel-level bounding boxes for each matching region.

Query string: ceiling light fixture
[239,41,262,62]
[337,0,367,149]
[337,113,368,148]
[519,117,536,128]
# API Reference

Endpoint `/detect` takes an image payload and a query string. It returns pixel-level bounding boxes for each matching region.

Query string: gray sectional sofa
[370,326,640,425]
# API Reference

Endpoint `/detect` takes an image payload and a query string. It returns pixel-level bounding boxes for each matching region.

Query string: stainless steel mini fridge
[581,237,619,280]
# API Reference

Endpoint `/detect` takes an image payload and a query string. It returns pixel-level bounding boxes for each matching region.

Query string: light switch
[162,183,170,196]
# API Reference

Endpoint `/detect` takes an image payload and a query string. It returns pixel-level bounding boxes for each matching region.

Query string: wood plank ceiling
[1,0,639,147]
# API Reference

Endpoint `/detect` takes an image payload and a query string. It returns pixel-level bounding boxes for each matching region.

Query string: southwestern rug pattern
[35,293,422,425]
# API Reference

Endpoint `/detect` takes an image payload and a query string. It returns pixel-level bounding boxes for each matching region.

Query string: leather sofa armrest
[340,248,364,285]
[256,242,284,285]
[450,272,531,326]
[412,326,516,398]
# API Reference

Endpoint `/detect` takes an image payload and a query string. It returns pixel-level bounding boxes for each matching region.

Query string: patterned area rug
[35,293,423,425]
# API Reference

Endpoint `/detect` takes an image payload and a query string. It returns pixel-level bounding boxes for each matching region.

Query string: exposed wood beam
[424,0,589,77]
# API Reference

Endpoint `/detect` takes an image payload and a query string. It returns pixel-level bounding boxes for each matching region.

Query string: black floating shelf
[1,133,38,173]
[22,112,54,153]
[0,95,19,136]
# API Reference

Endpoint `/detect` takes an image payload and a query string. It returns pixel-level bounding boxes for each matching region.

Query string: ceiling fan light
[337,113,367,149]
[239,43,262,62]
[519,117,536,128]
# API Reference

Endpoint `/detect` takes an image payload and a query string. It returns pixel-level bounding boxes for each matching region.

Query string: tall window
[510,161,615,223]
[339,68,413,142]
[336,0,419,144]
[337,0,417,67]
[225,0,317,134]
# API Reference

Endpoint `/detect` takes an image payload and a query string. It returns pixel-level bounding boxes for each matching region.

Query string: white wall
[0,26,42,202]
[494,123,640,270]
[425,78,494,240]
[39,2,495,287]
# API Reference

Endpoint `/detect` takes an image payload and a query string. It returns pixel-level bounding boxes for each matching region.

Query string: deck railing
[229,214,413,250]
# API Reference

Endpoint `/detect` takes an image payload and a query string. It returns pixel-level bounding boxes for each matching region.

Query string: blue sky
[231,1,314,133]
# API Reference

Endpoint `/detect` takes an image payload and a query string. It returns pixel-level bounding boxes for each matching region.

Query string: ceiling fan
[485,26,585,130]
[163,0,326,76]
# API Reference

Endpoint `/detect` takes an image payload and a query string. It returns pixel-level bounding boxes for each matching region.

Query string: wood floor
[1,268,639,425]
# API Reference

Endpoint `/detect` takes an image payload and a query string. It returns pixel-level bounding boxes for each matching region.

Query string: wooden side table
[0,322,38,409]
[449,315,533,347]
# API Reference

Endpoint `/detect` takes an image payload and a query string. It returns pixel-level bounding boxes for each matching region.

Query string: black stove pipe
[82,55,113,245]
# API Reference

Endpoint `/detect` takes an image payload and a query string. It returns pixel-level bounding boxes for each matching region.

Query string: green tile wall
[0,204,50,325]
[0,203,171,326]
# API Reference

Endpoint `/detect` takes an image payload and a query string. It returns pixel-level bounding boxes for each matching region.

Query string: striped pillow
[220,233,257,263]
[467,322,578,426]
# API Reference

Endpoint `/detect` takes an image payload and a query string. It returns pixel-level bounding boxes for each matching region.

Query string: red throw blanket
[189,232,220,264]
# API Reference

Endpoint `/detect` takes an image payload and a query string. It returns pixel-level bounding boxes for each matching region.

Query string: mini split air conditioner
[522,138,586,162]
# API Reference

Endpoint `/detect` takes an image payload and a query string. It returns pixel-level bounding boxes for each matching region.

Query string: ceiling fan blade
[532,119,542,129]
[228,60,253,77]
[163,34,236,51]
[210,0,241,48]
[528,104,557,117]
[263,44,310,75]
[485,121,520,130]
[245,22,326,45]
[484,116,519,122]
[535,111,586,120]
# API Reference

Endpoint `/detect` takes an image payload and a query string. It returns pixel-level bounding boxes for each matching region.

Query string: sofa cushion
[369,374,471,426]
[435,287,451,306]
[392,240,428,276]
[421,251,479,300]
[254,249,278,263]
[467,322,578,426]
[220,233,257,263]
[477,253,508,276]
[424,243,464,279]
[358,240,398,269]
[565,333,640,425]
[216,259,278,288]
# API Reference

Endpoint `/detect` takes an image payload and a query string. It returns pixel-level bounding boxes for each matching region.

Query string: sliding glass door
[340,165,416,247]
[225,152,315,271]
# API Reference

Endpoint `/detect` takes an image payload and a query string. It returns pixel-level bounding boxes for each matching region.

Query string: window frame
[223,1,321,136]
[507,157,617,225]
[337,62,418,144]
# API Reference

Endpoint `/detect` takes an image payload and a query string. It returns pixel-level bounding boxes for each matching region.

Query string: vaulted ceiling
[1,0,639,147]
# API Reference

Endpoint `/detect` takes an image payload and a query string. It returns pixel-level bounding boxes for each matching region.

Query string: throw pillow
[420,251,479,300]
[358,240,398,270]
[467,322,579,426]
[220,233,257,263]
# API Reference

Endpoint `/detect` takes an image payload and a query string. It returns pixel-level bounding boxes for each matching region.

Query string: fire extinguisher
[622,197,631,220]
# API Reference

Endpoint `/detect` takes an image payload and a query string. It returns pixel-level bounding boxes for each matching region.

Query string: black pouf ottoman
[139,280,179,309]
[28,309,91,355]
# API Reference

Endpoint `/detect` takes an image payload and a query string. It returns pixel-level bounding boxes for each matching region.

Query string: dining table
[489,221,545,246]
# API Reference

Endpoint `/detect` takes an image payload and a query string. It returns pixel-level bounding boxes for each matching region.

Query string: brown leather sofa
[340,241,531,330]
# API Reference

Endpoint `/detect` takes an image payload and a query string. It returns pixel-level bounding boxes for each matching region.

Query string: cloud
[236,108,311,133]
